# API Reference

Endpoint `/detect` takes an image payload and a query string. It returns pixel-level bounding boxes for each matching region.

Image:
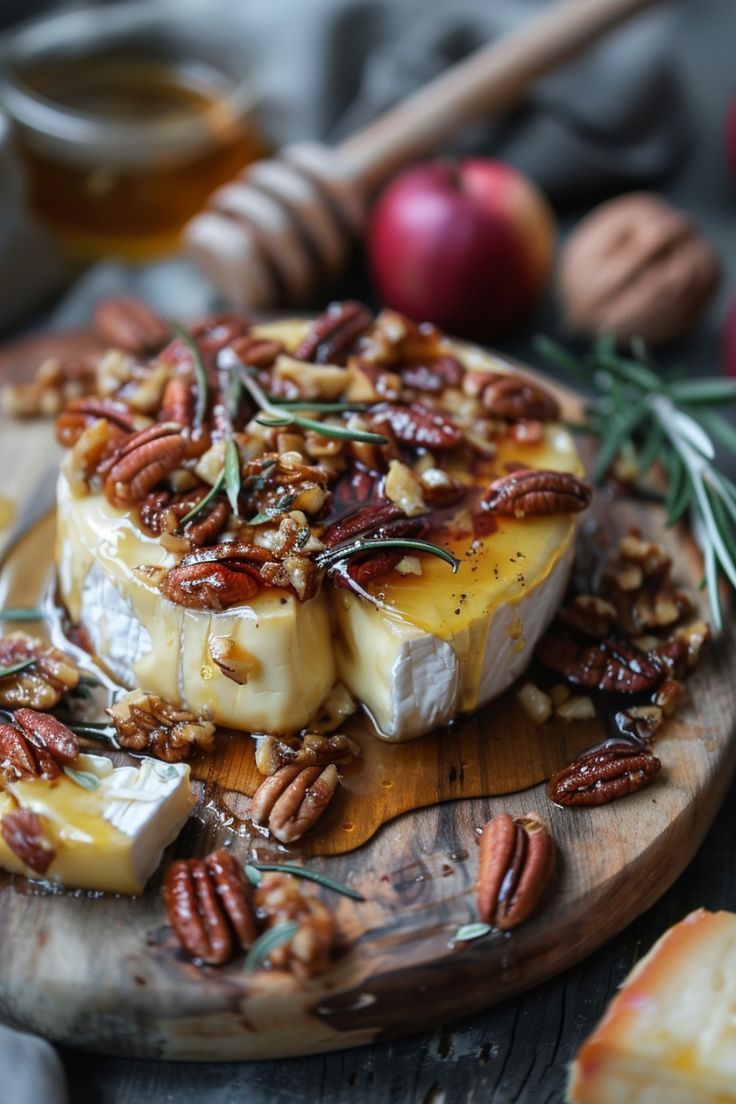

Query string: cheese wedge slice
[0,753,194,894]
[567,909,736,1104]
[56,475,336,734]
[332,422,580,739]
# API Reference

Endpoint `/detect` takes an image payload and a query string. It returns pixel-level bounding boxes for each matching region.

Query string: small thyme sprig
[244,861,365,901]
[534,334,736,630]
[237,364,388,445]
[316,537,459,574]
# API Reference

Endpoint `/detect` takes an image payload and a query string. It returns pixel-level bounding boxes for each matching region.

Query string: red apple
[367,158,555,338]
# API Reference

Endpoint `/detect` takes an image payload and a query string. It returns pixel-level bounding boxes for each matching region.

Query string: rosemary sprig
[224,437,241,517]
[64,722,119,745]
[0,658,36,679]
[237,364,388,445]
[179,468,226,527]
[265,398,370,413]
[534,335,736,630]
[0,608,45,622]
[316,537,460,574]
[169,319,208,429]
[243,921,299,972]
[244,861,365,901]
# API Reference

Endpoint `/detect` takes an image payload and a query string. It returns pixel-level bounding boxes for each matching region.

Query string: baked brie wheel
[55,303,589,740]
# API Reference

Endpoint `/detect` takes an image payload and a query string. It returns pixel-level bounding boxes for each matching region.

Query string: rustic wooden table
[59,773,735,1103]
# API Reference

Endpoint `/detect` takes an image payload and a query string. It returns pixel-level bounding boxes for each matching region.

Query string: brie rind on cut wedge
[567,909,736,1104]
[56,319,584,741]
[0,754,194,894]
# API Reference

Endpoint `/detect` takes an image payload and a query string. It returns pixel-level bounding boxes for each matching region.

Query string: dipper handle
[338,0,664,187]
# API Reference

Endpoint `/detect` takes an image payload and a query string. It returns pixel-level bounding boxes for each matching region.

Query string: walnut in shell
[557,193,720,345]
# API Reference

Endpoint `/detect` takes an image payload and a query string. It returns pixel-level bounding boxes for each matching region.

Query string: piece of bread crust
[567,908,736,1103]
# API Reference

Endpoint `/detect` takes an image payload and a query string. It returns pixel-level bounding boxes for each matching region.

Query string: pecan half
[548,741,661,806]
[0,722,60,780]
[55,397,138,448]
[0,633,80,710]
[479,375,560,422]
[159,376,195,428]
[161,560,260,611]
[93,296,170,354]
[139,488,229,546]
[164,848,257,965]
[484,469,592,516]
[476,813,556,930]
[250,763,339,844]
[108,690,215,762]
[321,500,429,588]
[14,708,79,763]
[161,314,250,373]
[253,871,334,978]
[400,356,463,392]
[1,810,56,874]
[228,332,285,368]
[537,636,662,695]
[371,402,463,451]
[104,424,187,507]
[295,301,373,365]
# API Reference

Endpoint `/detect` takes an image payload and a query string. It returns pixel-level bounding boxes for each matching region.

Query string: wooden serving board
[0,330,734,1061]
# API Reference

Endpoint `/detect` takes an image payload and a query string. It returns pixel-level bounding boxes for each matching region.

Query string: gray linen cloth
[0,2,685,1100]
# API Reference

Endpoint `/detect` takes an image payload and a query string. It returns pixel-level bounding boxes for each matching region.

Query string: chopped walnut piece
[384,459,428,518]
[0,633,80,710]
[556,695,596,721]
[655,621,710,679]
[601,531,691,635]
[253,871,334,978]
[2,357,97,418]
[560,595,617,639]
[108,690,215,762]
[255,732,359,776]
[311,682,357,733]
[517,682,552,725]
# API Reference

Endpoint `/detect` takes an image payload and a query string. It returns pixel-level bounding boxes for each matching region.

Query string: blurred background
[0,0,734,379]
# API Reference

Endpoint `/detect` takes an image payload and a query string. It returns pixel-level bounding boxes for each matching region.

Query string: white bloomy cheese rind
[0,754,194,895]
[567,909,736,1104]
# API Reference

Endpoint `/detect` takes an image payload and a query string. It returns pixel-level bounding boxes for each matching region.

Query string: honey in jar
[1,10,267,260]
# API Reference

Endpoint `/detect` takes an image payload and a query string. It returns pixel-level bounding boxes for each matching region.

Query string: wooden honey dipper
[185,0,664,308]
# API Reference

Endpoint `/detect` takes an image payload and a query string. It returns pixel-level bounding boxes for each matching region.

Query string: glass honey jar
[0,4,268,260]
